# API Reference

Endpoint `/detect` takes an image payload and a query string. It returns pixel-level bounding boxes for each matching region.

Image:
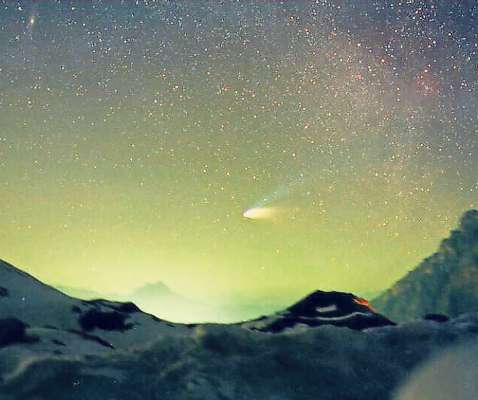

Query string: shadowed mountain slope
[373,209,478,322]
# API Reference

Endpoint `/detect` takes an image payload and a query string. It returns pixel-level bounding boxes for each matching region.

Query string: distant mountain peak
[131,281,174,297]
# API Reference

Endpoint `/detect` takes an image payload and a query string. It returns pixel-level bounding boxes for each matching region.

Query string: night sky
[1,1,477,315]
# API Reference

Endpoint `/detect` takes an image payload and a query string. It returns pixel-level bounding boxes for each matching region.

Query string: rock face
[373,209,478,322]
[242,290,394,333]
[0,318,33,347]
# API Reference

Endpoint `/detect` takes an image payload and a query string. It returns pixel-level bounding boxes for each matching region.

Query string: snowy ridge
[2,259,478,399]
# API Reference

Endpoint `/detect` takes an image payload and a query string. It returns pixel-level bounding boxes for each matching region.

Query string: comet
[242,173,306,221]
[242,207,277,220]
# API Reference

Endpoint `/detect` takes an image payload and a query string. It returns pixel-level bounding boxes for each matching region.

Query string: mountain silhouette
[0,258,393,356]
[127,282,226,323]
[2,258,478,399]
[243,290,394,332]
[55,281,226,323]
[373,209,478,322]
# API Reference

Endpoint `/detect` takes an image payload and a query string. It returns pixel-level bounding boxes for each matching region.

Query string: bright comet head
[243,207,277,220]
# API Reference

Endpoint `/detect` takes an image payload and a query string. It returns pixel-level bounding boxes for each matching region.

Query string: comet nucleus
[243,207,277,220]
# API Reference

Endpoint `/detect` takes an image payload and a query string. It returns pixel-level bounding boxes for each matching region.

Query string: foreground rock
[1,314,478,399]
[1,259,477,399]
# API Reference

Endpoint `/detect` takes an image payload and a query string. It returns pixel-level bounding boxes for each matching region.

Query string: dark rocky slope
[373,209,478,322]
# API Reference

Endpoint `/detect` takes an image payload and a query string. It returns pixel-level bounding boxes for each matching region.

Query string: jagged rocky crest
[373,209,478,322]
[243,290,394,332]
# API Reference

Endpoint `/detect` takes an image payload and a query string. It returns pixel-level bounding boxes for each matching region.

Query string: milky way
[0,1,477,313]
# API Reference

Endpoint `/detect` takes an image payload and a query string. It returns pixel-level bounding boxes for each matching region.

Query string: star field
[0,1,477,313]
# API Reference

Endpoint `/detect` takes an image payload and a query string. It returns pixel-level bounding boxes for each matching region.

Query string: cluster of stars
[0,0,476,302]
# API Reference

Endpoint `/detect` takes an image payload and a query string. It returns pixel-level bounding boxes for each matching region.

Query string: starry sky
[0,1,477,314]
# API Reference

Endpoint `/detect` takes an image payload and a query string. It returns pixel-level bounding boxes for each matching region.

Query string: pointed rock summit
[243,290,394,332]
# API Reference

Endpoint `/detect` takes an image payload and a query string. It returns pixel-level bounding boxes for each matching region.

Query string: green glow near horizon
[0,2,476,321]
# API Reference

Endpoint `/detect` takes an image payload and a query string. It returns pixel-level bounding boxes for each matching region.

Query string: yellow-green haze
[0,1,477,321]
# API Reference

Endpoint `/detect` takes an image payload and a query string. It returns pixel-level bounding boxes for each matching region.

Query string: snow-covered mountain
[0,259,192,358]
[0,258,392,379]
[2,258,478,399]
